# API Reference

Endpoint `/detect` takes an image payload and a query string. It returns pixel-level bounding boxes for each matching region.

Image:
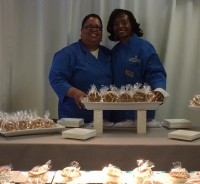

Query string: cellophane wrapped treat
[169,161,190,183]
[102,86,118,102]
[132,159,155,184]
[87,85,102,102]
[26,160,52,184]
[28,160,52,177]
[0,164,12,181]
[117,85,132,102]
[190,94,200,106]
[142,83,157,102]
[102,164,124,184]
[61,161,81,182]
[86,83,164,103]
[0,110,56,132]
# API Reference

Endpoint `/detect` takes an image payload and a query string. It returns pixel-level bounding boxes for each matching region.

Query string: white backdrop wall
[0,0,200,123]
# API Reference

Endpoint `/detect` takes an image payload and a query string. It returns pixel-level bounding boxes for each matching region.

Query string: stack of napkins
[57,118,84,127]
[168,129,200,141]
[163,119,192,129]
[62,128,96,140]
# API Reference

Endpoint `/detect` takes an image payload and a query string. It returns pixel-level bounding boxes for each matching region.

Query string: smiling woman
[49,13,112,123]
[81,15,103,51]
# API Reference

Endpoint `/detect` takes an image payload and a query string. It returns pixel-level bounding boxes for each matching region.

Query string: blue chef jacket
[49,40,112,123]
[111,34,167,122]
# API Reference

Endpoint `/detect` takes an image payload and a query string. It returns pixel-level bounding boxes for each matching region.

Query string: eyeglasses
[82,25,103,31]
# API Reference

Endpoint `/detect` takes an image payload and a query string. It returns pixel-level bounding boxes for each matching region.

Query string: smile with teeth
[90,33,98,37]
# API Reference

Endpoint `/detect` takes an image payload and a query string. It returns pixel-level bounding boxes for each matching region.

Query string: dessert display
[0,160,199,183]
[28,160,52,177]
[102,164,124,184]
[169,161,190,183]
[0,110,56,133]
[132,159,155,184]
[61,161,81,181]
[86,83,160,103]
[190,94,200,106]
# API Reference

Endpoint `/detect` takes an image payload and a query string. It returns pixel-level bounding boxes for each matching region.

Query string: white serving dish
[163,119,192,129]
[62,128,96,140]
[0,124,65,137]
[168,129,200,141]
[81,98,161,110]
[57,118,84,127]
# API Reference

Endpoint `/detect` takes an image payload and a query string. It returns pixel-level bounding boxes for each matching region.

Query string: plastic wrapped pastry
[132,159,154,184]
[61,161,81,181]
[102,164,124,184]
[169,161,190,183]
[28,160,52,177]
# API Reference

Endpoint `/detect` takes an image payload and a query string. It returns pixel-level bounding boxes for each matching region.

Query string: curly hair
[107,9,143,41]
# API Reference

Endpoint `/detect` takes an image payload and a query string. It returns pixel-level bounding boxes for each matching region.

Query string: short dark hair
[82,14,103,28]
[107,9,143,41]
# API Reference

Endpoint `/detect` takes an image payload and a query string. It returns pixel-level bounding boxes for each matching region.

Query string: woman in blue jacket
[107,9,168,122]
[49,14,112,123]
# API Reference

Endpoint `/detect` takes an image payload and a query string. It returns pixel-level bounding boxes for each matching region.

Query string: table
[1,125,200,171]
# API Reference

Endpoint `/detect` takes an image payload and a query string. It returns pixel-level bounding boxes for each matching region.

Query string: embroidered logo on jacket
[129,56,141,63]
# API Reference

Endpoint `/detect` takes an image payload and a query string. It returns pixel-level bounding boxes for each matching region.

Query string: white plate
[0,124,65,137]
[81,98,161,110]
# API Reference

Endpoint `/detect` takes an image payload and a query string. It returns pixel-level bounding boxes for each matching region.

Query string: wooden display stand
[93,109,147,134]
[82,98,161,134]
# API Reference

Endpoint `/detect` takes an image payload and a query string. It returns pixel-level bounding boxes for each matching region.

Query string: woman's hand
[67,87,87,109]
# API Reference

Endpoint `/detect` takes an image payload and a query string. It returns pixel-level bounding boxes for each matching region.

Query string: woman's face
[81,17,102,50]
[113,14,132,43]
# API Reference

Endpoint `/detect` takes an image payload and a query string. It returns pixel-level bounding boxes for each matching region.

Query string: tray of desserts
[81,98,162,110]
[0,124,65,137]
[188,105,200,110]
[189,94,200,110]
